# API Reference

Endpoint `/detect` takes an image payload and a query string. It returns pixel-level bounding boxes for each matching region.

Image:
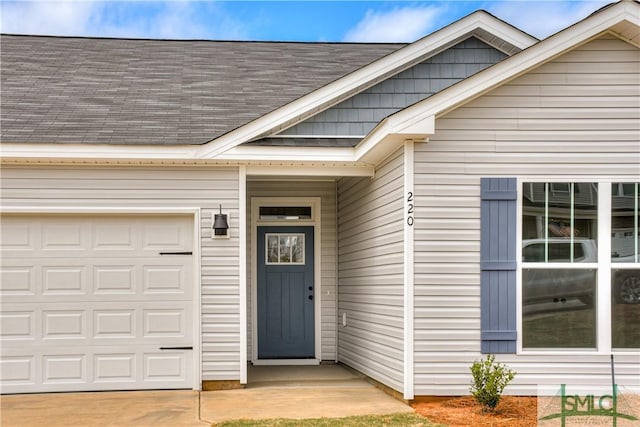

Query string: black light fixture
[213,204,229,237]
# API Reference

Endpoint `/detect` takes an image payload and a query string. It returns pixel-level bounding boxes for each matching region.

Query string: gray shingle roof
[0,35,403,145]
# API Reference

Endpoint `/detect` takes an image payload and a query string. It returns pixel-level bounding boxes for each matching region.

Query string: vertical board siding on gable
[413,35,640,395]
[337,148,405,392]
[281,38,506,137]
[0,165,241,381]
[245,181,337,361]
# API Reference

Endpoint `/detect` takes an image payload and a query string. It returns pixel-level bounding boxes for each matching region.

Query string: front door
[257,226,314,358]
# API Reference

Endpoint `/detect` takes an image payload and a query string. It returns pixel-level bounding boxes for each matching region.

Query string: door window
[266,234,305,264]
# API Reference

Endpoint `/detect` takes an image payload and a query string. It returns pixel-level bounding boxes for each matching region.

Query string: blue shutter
[480,177,517,354]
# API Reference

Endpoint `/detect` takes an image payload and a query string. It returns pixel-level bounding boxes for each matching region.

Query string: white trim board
[403,140,415,400]
[250,197,322,364]
[239,166,248,384]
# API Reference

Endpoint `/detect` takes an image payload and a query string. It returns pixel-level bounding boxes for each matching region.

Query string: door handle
[159,346,193,350]
[308,295,313,300]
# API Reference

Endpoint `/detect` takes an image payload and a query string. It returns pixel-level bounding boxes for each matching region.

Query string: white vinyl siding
[0,165,241,382]
[246,181,337,361]
[413,35,640,395]
[337,148,405,392]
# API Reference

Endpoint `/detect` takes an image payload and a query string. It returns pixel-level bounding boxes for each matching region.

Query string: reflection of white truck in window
[522,238,639,305]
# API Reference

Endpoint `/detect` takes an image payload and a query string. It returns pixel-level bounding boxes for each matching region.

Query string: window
[259,206,311,220]
[521,183,598,349]
[611,182,639,348]
[266,234,304,264]
[521,182,639,351]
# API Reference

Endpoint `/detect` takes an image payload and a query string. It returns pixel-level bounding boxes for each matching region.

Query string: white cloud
[343,5,446,43]
[487,1,611,39]
[1,1,102,36]
[0,1,248,40]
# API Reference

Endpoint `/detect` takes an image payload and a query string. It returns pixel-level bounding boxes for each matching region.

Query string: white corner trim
[195,11,538,160]
[369,2,639,140]
[239,166,248,384]
[403,140,415,400]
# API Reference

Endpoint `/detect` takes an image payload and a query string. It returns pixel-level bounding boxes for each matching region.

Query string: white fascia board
[360,1,639,150]
[245,163,374,177]
[0,142,198,160]
[471,13,538,52]
[217,145,356,162]
[196,11,537,160]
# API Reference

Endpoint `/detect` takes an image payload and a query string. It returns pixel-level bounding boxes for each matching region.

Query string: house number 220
[407,191,414,226]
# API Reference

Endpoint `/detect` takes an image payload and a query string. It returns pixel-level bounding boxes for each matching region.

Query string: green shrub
[469,354,516,412]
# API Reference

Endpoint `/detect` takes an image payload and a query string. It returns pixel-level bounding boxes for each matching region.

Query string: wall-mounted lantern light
[212,204,229,238]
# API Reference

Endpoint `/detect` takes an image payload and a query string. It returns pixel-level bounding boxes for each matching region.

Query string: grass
[213,413,440,427]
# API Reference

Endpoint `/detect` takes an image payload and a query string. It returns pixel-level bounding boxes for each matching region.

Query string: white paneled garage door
[0,214,195,393]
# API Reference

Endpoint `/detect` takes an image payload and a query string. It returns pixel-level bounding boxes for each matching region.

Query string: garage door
[0,214,195,393]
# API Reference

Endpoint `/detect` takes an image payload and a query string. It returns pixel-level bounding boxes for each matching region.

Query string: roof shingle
[0,35,403,145]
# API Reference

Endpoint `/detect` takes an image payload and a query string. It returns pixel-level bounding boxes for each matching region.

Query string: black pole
[611,354,617,427]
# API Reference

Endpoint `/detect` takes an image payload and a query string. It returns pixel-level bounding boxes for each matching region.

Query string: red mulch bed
[412,396,538,427]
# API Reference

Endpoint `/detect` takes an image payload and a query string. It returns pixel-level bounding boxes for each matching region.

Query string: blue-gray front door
[257,226,314,358]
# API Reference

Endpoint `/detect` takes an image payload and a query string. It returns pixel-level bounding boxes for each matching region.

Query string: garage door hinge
[158,251,193,255]
[159,346,193,350]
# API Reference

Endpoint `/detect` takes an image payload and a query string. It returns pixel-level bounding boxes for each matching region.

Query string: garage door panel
[0,265,36,298]
[143,309,187,338]
[0,220,35,253]
[42,221,87,251]
[94,353,136,383]
[42,266,87,295]
[143,352,188,382]
[0,311,35,340]
[93,223,136,251]
[0,214,194,393]
[94,265,136,295]
[0,355,35,385]
[43,354,87,385]
[143,265,188,294]
[43,310,86,340]
[142,221,191,252]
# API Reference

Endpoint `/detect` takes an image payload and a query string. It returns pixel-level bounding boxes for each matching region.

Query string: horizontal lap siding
[337,148,405,392]
[414,35,640,395]
[0,165,241,381]
[246,181,337,361]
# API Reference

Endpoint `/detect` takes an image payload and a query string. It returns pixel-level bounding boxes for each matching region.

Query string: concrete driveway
[1,365,412,426]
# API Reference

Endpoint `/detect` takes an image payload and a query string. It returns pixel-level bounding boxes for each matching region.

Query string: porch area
[1,365,412,426]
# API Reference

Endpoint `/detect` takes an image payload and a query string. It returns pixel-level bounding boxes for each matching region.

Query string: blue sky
[1,1,611,42]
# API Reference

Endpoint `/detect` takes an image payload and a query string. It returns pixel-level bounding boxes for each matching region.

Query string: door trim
[0,206,202,391]
[250,197,321,364]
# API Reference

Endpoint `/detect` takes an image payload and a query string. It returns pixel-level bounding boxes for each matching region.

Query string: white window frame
[517,178,640,355]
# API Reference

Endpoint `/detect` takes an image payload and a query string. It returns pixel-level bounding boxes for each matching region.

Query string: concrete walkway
[1,365,412,426]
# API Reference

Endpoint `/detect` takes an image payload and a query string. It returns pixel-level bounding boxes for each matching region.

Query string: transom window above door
[266,234,305,264]
[259,206,312,220]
